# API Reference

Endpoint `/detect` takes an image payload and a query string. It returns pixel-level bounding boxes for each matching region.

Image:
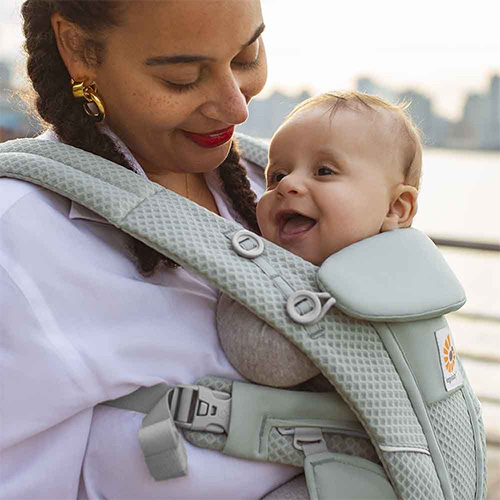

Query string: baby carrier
[0,136,487,500]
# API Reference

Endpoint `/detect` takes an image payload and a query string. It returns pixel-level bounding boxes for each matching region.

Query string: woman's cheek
[246,43,268,100]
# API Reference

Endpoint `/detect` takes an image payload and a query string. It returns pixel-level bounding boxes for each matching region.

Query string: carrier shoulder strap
[0,137,484,500]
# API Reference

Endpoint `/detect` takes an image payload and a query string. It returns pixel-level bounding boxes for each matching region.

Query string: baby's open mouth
[278,211,317,236]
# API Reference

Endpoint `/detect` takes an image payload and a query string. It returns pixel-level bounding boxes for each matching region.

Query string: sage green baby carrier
[0,136,487,500]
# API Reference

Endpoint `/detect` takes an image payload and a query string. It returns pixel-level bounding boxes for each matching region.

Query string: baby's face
[256,104,405,265]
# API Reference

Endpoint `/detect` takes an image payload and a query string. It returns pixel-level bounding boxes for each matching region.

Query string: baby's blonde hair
[286,91,423,190]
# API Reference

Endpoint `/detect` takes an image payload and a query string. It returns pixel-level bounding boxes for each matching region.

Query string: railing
[430,236,500,252]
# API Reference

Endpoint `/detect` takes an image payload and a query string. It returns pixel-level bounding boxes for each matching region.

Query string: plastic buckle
[169,384,231,434]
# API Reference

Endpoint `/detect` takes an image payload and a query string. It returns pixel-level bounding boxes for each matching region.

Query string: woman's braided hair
[21,0,260,275]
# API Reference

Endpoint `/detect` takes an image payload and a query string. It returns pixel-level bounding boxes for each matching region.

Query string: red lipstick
[183,126,234,149]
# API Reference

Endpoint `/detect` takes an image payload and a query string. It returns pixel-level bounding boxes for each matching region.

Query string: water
[414,148,499,245]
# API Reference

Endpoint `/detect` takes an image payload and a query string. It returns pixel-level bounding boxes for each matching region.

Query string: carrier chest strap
[104,376,369,481]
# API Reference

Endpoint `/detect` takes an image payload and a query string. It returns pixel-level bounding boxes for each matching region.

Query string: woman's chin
[182,140,233,172]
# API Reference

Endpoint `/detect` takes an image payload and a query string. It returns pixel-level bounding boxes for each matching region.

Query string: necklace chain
[184,174,190,200]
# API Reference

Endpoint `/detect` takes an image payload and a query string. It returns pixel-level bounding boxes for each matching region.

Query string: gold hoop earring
[71,79,106,123]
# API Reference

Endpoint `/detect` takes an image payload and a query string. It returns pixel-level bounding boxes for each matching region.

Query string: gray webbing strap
[105,383,171,414]
[138,390,187,480]
[0,137,445,498]
[104,383,189,480]
[103,382,234,480]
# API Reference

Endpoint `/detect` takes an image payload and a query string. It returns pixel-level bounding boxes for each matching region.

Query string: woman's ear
[381,184,418,232]
[51,13,96,83]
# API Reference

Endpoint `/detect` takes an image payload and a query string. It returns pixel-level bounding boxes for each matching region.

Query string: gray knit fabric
[217,293,319,387]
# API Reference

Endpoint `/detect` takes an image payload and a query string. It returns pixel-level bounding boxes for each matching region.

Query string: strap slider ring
[286,290,336,324]
[231,229,265,258]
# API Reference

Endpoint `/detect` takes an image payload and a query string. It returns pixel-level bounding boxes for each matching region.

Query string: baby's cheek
[255,197,275,240]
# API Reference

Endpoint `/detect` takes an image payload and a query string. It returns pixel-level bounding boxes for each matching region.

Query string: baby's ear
[381,185,418,232]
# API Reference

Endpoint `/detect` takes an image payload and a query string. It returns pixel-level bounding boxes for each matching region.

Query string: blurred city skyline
[1,0,499,121]
[236,74,500,151]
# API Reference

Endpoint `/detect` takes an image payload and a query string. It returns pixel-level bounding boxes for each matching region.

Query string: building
[484,74,500,150]
[357,77,453,148]
[452,75,500,150]
[357,75,499,151]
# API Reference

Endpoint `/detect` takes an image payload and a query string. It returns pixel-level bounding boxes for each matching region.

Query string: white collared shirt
[0,133,298,499]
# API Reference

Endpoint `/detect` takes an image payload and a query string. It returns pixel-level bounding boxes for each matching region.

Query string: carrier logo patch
[443,335,456,373]
[435,326,463,391]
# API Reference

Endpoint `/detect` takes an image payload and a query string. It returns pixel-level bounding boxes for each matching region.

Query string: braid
[22,0,171,274]
[21,0,260,275]
[218,142,260,234]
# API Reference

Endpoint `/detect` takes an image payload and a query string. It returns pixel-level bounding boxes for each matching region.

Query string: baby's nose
[277,173,306,196]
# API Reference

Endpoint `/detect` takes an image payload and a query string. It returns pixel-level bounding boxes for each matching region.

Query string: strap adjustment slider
[286,290,336,324]
[231,229,265,258]
[169,384,231,434]
[278,426,328,456]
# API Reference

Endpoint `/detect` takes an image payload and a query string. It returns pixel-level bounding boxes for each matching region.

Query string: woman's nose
[201,72,249,125]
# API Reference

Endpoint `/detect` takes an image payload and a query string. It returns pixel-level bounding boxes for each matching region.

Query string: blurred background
[1,0,499,497]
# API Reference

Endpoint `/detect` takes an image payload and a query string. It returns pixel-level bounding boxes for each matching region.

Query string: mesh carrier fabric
[428,390,477,500]
[462,366,488,499]
[1,136,483,499]
[383,451,445,500]
[477,411,488,498]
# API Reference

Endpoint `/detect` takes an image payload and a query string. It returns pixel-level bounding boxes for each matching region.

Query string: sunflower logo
[443,334,456,373]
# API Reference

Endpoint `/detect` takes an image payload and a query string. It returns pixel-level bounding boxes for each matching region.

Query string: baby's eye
[267,170,288,185]
[274,172,287,182]
[317,166,336,176]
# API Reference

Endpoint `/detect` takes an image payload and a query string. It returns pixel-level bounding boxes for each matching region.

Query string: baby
[218,90,422,388]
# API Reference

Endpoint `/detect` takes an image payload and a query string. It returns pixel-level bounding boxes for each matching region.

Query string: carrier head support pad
[317,228,466,322]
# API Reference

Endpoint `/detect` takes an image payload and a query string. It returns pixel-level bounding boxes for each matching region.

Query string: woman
[0,0,300,497]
